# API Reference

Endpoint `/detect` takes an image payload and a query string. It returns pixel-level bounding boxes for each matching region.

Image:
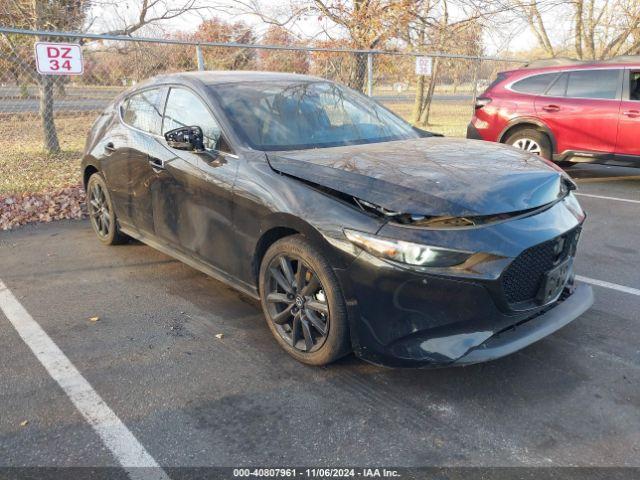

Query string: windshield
[211,81,418,151]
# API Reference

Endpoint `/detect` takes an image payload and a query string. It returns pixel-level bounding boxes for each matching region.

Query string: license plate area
[537,259,571,304]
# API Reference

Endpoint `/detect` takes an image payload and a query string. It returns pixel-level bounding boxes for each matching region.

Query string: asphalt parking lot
[0,163,638,473]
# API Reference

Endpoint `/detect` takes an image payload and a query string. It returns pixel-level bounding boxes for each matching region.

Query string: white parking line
[574,175,640,184]
[0,279,170,480]
[576,275,640,297]
[575,193,640,204]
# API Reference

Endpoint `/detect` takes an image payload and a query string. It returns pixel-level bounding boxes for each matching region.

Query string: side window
[162,88,228,152]
[566,69,619,99]
[511,73,559,94]
[629,71,640,101]
[545,73,568,97]
[122,89,162,135]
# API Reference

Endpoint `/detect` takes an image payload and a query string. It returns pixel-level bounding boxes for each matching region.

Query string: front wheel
[86,172,129,245]
[258,235,350,366]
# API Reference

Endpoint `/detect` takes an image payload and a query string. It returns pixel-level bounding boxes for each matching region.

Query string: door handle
[104,142,115,154]
[148,157,166,171]
[542,104,560,112]
[623,110,640,118]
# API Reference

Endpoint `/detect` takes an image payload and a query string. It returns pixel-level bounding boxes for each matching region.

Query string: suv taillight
[475,97,491,110]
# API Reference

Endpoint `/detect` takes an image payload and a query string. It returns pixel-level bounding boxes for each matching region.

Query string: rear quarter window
[511,72,559,94]
[121,88,163,135]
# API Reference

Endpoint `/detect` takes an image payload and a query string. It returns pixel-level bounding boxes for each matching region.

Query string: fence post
[196,44,205,71]
[367,52,373,97]
[471,58,482,114]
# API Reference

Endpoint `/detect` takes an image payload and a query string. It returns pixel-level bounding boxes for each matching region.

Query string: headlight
[563,192,585,221]
[344,229,473,267]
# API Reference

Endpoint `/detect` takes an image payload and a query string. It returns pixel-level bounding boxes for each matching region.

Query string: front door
[534,69,622,155]
[153,86,239,274]
[615,69,640,158]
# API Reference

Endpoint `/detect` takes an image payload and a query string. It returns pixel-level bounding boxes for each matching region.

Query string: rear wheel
[258,235,350,366]
[87,173,129,245]
[505,128,554,161]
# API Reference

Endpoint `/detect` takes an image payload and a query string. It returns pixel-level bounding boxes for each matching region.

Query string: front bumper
[337,218,590,367]
[453,282,593,365]
[333,191,589,369]
[341,261,593,369]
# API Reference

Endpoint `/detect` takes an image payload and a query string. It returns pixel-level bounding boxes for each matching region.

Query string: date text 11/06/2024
[232,468,401,478]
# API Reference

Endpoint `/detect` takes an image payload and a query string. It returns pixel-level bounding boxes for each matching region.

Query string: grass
[381,99,470,137]
[0,99,470,196]
[0,115,90,196]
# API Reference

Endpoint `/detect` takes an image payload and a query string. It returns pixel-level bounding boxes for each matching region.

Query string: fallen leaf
[89,316,100,322]
[1,184,87,231]
[20,420,28,427]
[215,333,224,339]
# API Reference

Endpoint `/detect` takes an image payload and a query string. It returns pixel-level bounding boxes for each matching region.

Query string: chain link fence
[1,28,524,154]
[0,26,523,224]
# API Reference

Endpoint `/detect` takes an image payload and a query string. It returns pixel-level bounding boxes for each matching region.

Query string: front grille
[501,228,580,304]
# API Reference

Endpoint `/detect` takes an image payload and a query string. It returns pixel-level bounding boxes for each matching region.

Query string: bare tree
[222,0,511,123]
[1,0,91,153]
[220,0,414,91]
[193,17,258,70]
[258,25,310,73]
[0,0,209,154]
[309,0,414,90]
[511,0,640,60]
[403,0,490,126]
[512,0,555,57]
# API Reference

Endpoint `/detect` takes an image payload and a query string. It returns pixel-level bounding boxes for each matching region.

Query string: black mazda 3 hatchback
[82,71,593,367]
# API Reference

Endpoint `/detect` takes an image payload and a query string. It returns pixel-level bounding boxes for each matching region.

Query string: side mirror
[164,126,205,152]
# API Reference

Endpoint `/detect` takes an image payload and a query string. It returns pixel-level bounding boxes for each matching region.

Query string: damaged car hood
[267,137,567,217]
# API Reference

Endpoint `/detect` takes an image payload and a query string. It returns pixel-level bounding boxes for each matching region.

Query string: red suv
[467,58,640,167]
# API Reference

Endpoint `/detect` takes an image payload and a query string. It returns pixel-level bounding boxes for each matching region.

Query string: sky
[86,0,543,56]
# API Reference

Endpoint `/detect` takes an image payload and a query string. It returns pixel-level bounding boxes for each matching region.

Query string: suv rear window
[511,73,559,94]
[566,69,619,99]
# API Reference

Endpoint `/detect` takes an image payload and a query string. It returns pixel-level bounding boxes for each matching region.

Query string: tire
[86,172,129,245]
[505,128,553,161]
[258,234,351,366]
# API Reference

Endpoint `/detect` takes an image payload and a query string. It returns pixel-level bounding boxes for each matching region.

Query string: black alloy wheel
[265,253,330,352]
[259,235,350,365]
[86,173,128,245]
[88,181,111,239]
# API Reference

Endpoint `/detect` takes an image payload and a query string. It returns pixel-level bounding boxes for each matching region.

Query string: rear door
[119,87,167,235]
[95,112,132,226]
[615,69,640,157]
[534,69,622,154]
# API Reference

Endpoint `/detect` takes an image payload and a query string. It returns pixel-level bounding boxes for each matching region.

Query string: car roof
[147,70,326,87]
[496,62,637,81]
[510,55,640,75]
[115,70,334,109]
